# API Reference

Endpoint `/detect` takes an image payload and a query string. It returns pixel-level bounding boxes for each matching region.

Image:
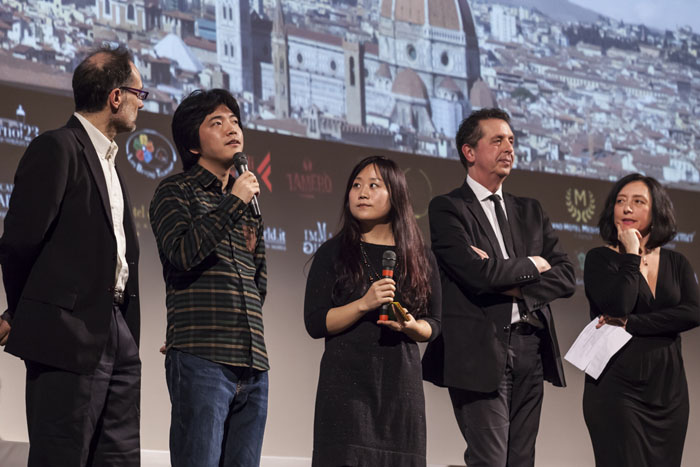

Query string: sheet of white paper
[564,318,632,380]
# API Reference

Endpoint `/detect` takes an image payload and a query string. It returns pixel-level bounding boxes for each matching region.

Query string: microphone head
[233,152,247,171]
[382,250,397,270]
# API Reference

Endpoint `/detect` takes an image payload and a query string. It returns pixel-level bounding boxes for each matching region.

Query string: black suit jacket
[422,181,575,392]
[0,116,140,374]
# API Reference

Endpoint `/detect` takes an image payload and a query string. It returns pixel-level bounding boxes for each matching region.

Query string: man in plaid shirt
[150,89,268,467]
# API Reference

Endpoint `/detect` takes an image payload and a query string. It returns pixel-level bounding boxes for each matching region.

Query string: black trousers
[449,330,544,467]
[24,304,141,467]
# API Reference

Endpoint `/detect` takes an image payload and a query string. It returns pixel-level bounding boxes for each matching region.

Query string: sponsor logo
[237,152,272,191]
[264,226,286,251]
[670,231,696,244]
[565,188,596,223]
[0,105,39,147]
[303,221,333,255]
[286,158,332,199]
[251,152,272,192]
[0,182,13,219]
[551,222,599,235]
[126,129,177,179]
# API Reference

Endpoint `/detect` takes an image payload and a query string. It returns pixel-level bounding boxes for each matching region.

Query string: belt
[510,321,538,335]
[112,289,125,306]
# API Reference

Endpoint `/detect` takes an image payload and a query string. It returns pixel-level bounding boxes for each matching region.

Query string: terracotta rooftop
[438,76,461,94]
[364,42,378,56]
[375,62,391,80]
[162,10,195,21]
[381,0,463,30]
[392,68,428,100]
[0,50,72,92]
[184,35,216,52]
[470,78,495,108]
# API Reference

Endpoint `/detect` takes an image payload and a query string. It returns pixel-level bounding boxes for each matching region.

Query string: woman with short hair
[583,173,700,466]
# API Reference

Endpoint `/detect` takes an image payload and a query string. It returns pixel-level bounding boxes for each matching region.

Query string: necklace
[360,243,398,282]
[360,243,382,282]
[639,248,650,266]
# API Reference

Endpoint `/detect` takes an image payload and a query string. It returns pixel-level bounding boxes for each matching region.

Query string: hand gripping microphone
[233,152,261,218]
[378,250,397,321]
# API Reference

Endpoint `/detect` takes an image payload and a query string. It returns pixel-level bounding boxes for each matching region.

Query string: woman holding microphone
[304,156,441,467]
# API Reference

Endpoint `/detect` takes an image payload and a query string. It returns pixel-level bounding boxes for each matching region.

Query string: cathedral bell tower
[271,0,290,119]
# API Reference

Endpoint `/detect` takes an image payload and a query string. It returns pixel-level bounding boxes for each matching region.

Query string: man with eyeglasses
[121,86,149,101]
[0,45,145,466]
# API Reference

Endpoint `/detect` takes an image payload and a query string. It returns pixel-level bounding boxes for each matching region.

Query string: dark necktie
[488,194,515,259]
[488,194,545,329]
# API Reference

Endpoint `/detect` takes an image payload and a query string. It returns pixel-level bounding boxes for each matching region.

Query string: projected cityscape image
[1,0,699,189]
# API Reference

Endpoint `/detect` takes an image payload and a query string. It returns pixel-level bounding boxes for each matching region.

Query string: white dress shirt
[467,175,523,324]
[74,112,129,293]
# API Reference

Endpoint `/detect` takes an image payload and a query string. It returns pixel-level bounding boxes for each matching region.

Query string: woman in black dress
[304,156,441,467]
[583,173,700,466]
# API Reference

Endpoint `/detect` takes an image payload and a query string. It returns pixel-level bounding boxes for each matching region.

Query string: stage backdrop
[0,82,699,465]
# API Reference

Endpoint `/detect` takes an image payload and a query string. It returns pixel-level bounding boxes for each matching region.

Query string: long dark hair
[332,156,432,316]
[598,173,677,250]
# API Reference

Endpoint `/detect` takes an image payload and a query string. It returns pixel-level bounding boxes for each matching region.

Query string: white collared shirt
[466,174,521,323]
[467,175,510,260]
[74,112,129,293]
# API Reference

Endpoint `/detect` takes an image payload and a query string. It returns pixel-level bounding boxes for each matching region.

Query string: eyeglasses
[119,86,149,100]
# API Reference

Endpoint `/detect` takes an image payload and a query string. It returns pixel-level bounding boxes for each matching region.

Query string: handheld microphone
[379,250,397,321]
[233,152,261,218]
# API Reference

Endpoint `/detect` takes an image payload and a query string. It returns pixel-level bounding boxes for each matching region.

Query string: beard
[113,102,138,135]
[114,117,137,134]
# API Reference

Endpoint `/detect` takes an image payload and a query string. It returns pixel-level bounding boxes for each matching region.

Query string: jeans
[165,348,268,467]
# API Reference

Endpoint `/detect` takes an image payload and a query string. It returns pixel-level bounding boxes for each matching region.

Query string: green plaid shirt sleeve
[254,219,267,306]
[149,165,269,370]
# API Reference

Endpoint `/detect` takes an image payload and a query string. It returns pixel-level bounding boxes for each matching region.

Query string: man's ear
[462,143,475,164]
[108,88,123,112]
[189,148,200,155]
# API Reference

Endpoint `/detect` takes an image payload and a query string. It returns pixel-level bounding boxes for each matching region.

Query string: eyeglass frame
[119,86,149,100]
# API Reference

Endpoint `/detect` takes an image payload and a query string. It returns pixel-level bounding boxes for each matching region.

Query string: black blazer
[422,181,575,392]
[1,116,140,374]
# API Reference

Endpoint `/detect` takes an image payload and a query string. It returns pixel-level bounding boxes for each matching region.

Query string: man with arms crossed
[150,89,268,467]
[422,108,575,466]
[0,46,144,466]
